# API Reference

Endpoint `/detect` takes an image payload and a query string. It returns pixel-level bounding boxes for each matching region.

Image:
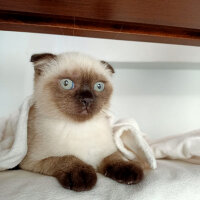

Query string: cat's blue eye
[94,82,104,92]
[60,79,74,90]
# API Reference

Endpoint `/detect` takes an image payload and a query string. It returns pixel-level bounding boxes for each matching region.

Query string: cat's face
[32,53,114,121]
[45,68,113,121]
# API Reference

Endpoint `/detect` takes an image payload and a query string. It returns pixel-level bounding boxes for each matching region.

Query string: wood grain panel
[0,0,200,46]
[1,0,200,29]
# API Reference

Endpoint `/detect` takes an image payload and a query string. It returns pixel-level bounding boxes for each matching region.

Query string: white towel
[151,130,200,164]
[112,118,157,169]
[0,96,33,171]
[0,96,200,171]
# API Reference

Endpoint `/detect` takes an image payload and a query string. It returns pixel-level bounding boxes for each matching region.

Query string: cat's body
[22,106,117,169]
[20,52,143,191]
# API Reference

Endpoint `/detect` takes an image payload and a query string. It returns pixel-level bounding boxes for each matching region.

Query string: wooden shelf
[0,0,200,46]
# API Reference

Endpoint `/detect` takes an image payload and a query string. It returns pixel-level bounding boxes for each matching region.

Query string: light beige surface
[0,160,200,200]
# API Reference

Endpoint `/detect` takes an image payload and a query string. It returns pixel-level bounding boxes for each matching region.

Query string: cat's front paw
[103,161,143,185]
[55,164,97,191]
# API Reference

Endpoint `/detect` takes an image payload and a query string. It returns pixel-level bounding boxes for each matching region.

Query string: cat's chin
[66,110,95,122]
[80,109,89,115]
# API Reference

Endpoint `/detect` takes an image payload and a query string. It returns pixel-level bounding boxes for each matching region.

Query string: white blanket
[0,96,200,171]
[151,130,200,164]
[0,160,200,200]
[0,97,33,171]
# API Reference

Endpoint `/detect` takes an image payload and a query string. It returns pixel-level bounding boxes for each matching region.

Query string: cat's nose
[78,89,94,107]
[80,98,94,107]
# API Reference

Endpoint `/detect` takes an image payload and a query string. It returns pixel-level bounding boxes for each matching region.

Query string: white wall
[0,30,200,139]
[112,65,200,139]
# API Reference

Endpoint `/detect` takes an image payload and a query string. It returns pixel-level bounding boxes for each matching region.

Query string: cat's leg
[98,152,143,185]
[20,155,97,191]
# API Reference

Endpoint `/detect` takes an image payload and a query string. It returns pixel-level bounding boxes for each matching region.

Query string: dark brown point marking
[101,60,115,74]
[99,152,144,185]
[31,53,56,62]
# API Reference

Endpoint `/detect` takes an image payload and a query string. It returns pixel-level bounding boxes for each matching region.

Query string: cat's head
[31,52,114,122]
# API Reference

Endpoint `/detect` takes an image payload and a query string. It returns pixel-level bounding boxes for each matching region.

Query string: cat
[20,52,143,191]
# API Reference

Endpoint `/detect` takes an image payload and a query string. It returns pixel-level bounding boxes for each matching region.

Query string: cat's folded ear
[31,53,56,63]
[101,61,115,75]
[31,53,57,76]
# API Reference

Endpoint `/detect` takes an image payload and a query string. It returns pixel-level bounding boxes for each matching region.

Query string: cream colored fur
[22,112,117,169]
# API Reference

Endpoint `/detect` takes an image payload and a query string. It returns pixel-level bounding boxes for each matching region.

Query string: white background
[0,30,200,139]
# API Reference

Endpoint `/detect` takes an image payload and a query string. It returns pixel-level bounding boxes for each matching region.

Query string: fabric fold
[0,96,33,171]
[112,118,157,169]
[151,130,200,165]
